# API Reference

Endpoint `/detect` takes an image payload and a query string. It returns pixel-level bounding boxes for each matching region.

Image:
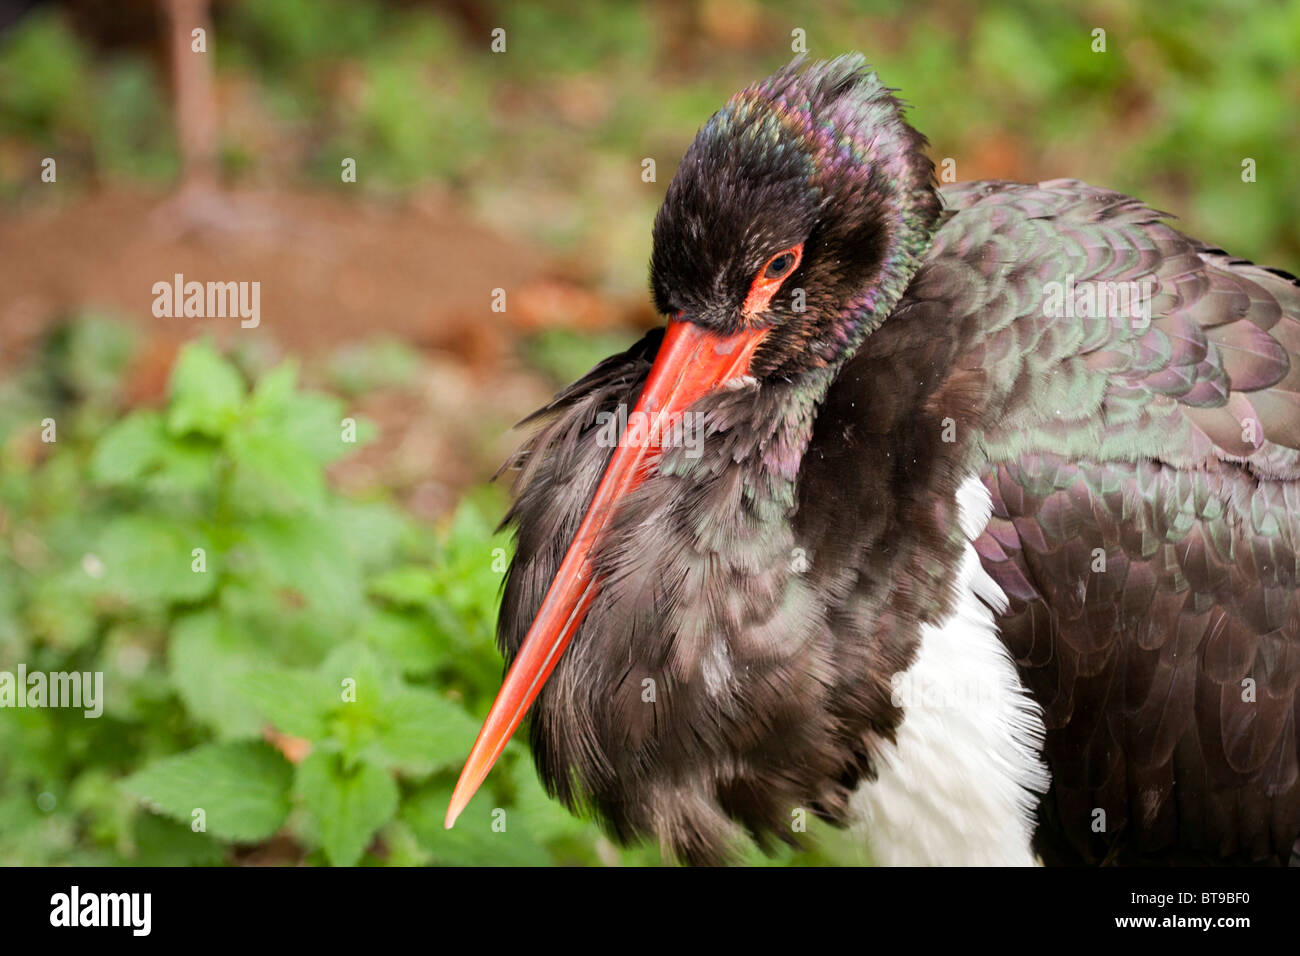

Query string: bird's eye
[742,243,805,318]
[764,252,796,279]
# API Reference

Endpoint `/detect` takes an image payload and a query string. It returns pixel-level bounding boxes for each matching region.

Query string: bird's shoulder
[880,177,1300,479]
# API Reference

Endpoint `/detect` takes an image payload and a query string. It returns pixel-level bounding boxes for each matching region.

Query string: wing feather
[925,179,1300,863]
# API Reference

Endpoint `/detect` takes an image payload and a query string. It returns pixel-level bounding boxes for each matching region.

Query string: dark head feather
[650,54,940,380]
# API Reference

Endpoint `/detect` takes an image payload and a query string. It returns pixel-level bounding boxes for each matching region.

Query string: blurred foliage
[522,327,643,386]
[0,315,868,865]
[1,0,1296,286]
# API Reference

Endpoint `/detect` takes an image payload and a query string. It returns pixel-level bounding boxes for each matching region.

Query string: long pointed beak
[445,318,769,828]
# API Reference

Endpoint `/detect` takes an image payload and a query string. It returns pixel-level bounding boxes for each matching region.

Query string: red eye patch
[742,243,804,318]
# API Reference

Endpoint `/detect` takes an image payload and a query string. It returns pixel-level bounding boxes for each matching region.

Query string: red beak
[445,318,769,827]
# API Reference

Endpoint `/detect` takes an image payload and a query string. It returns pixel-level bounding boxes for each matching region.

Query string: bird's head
[446,56,941,836]
[650,54,939,382]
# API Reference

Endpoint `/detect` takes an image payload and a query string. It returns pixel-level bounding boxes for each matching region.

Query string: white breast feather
[850,474,1050,866]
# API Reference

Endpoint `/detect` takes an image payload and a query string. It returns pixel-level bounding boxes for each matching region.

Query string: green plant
[0,328,627,864]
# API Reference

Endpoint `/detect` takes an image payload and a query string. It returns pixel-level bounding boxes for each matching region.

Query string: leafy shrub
[0,325,651,865]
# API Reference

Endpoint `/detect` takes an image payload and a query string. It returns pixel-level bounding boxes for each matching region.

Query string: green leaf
[86,402,216,496]
[361,608,442,676]
[403,784,551,866]
[89,411,167,486]
[167,341,246,438]
[286,395,371,465]
[237,515,363,621]
[169,611,275,739]
[241,668,334,740]
[245,360,358,466]
[317,643,387,759]
[368,565,437,608]
[366,686,482,777]
[94,514,216,603]
[131,812,225,866]
[334,500,408,568]
[508,756,590,844]
[319,642,387,701]
[294,752,398,866]
[26,570,98,650]
[145,437,219,496]
[246,360,299,416]
[122,741,292,843]
[433,490,512,637]
[228,425,325,513]
[371,819,431,866]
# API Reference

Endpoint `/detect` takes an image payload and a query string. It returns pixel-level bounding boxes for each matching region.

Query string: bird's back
[873,178,1300,864]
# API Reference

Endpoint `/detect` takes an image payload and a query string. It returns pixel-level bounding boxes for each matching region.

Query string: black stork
[445,55,1300,866]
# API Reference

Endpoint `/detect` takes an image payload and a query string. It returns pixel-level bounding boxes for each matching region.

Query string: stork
[447,55,1300,866]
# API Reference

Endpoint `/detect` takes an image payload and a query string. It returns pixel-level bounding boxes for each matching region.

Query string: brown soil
[0,185,554,360]
[0,185,645,516]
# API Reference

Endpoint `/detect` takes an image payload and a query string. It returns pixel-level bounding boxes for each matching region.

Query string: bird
[444,54,1300,866]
